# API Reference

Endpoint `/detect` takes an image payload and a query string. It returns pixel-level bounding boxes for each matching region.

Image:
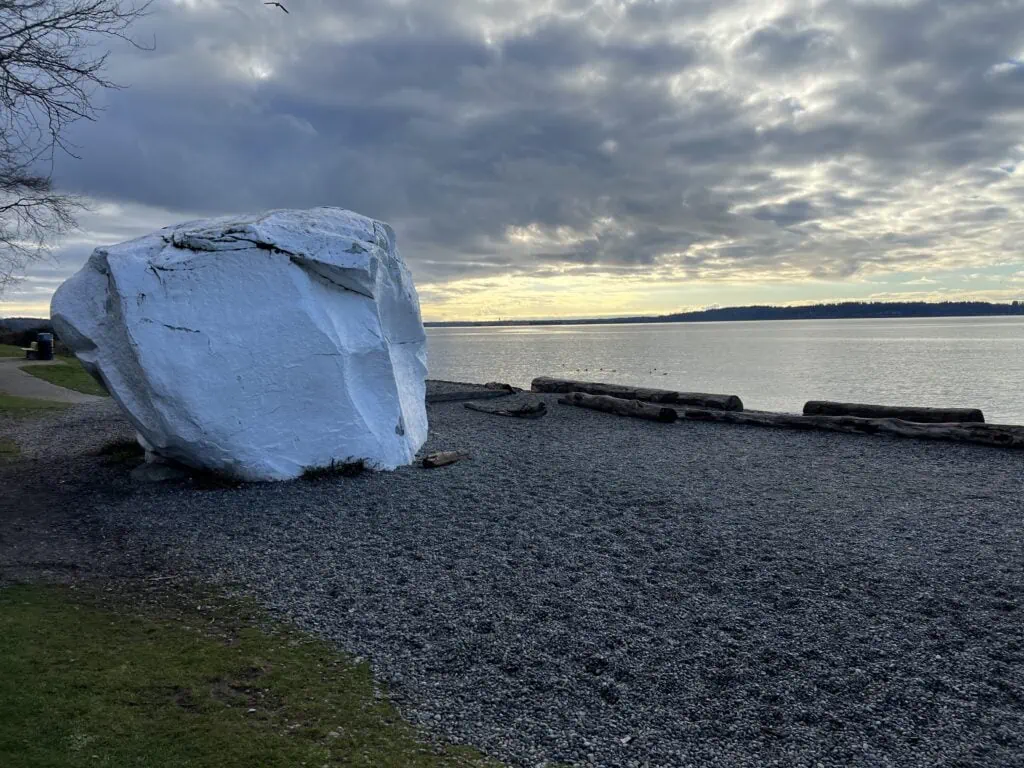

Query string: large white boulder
[51,207,428,481]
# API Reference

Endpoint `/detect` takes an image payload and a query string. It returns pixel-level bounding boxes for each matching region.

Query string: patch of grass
[0,438,18,460]
[302,458,366,481]
[0,343,24,358]
[96,438,146,464]
[0,393,72,417]
[0,584,505,768]
[20,359,108,397]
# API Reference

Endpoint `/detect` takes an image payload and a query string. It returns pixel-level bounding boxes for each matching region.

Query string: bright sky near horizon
[2,0,1023,321]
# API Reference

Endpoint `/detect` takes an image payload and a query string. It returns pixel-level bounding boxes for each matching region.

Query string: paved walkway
[0,358,104,404]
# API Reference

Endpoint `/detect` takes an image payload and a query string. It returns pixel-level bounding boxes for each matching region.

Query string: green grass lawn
[0,393,72,417]
[0,343,24,357]
[0,584,505,768]
[20,359,108,397]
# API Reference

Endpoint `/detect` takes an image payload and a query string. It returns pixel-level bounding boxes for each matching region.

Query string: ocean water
[426,316,1024,424]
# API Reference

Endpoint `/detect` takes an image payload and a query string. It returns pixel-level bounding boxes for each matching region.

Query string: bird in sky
[264,1,289,12]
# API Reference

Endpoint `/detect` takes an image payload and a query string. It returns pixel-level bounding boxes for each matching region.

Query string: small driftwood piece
[464,401,547,419]
[558,392,678,423]
[483,381,524,394]
[533,376,742,411]
[804,401,985,424]
[421,451,470,468]
[680,408,1024,449]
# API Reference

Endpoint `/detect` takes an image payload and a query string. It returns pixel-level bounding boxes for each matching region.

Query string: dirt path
[0,358,103,404]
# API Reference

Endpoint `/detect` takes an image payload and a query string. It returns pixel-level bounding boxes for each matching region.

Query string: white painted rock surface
[51,207,428,481]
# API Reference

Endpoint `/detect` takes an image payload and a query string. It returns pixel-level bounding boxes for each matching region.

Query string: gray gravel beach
[3,391,1024,767]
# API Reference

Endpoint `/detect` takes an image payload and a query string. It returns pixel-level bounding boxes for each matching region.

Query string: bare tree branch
[0,0,149,294]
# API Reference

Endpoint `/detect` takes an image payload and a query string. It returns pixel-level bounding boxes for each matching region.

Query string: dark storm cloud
[501,17,698,73]
[36,0,1024,297]
[740,16,847,71]
[751,199,820,227]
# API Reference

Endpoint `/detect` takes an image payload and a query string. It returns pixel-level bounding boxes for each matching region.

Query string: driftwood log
[680,408,1024,449]
[421,451,470,468]
[804,401,985,424]
[465,401,547,419]
[483,381,524,394]
[555,392,1024,450]
[533,376,743,411]
[557,392,678,423]
[427,389,508,404]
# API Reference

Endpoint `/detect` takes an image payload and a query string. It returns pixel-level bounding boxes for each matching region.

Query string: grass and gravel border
[0,438,17,460]
[0,393,73,417]
[0,582,507,768]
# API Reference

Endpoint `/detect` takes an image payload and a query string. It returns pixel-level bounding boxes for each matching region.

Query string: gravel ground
[0,401,138,584]
[3,392,1024,767]
[1,400,133,458]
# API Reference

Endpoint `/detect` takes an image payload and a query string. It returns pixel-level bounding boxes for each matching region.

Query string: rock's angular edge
[51,207,428,481]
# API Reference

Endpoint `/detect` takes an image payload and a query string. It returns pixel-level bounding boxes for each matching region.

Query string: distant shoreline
[5,300,1024,333]
[425,300,1024,328]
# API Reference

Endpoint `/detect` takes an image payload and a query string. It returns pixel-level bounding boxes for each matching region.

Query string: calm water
[427,317,1024,423]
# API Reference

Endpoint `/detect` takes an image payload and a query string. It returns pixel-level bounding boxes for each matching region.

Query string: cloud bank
[4,0,1024,318]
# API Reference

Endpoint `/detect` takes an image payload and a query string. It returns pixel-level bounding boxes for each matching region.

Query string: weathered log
[483,381,524,393]
[421,451,470,468]
[557,392,677,423]
[427,389,508,403]
[464,400,547,419]
[804,400,985,424]
[533,377,743,411]
[680,408,1024,449]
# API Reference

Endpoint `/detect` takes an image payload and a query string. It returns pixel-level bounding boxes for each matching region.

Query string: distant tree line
[0,317,52,333]
[0,316,52,347]
[657,300,1024,323]
[426,301,1024,327]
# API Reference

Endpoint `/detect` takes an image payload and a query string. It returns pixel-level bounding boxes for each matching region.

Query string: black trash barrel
[36,333,54,361]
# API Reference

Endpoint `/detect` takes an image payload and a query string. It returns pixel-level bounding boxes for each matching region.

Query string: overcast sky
[3,0,1024,320]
